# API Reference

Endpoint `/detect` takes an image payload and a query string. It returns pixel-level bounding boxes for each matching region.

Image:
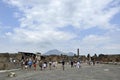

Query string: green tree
[93,54,97,61]
[87,54,91,61]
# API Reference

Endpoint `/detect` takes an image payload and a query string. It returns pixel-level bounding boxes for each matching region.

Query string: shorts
[33,64,36,67]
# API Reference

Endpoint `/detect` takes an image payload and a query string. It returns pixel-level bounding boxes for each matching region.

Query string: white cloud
[0,24,12,38]
[8,28,76,43]
[103,44,120,50]
[1,0,120,54]
[4,0,120,29]
[82,35,110,46]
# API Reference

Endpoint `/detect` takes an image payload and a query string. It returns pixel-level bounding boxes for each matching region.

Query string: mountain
[45,49,75,56]
[67,52,75,56]
[45,49,64,55]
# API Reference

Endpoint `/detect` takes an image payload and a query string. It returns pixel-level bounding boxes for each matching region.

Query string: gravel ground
[0,63,120,80]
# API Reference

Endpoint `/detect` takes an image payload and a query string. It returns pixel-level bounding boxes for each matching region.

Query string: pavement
[0,63,120,80]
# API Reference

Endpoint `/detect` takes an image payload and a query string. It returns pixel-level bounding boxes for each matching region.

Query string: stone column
[77,48,79,57]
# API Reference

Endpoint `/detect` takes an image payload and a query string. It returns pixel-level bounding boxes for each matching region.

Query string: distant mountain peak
[45,49,75,56]
[45,49,64,55]
[67,52,75,56]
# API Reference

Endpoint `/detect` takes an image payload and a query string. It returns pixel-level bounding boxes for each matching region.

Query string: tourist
[62,60,65,70]
[76,61,80,68]
[54,61,58,69]
[28,58,33,69]
[52,61,56,68]
[43,62,47,70]
[25,60,28,70]
[93,60,95,66]
[70,60,74,68]
[49,61,52,70]
[21,60,25,69]
[33,60,37,70]
[39,60,43,71]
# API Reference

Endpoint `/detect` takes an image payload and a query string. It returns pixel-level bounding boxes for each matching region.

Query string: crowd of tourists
[9,57,96,71]
[20,58,83,71]
[20,58,59,71]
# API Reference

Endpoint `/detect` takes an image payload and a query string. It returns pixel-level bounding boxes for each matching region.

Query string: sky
[0,0,120,55]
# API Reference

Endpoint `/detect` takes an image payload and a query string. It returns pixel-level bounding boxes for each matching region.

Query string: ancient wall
[0,53,22,70]
[0,53,10,62]
[0,53,10,70]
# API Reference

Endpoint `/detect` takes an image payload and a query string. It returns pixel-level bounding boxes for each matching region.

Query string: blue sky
[0,0,120,55]
[0,0,19,27]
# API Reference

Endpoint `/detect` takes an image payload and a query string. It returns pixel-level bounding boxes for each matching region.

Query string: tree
[87,54,91,61]
[98,54,104,61]
[93,54,97,61]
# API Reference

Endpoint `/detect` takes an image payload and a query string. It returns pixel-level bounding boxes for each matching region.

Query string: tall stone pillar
[77,48,79,57]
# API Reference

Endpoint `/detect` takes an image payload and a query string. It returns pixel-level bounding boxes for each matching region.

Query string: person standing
[39,60,43,71]
[33,60,37,70]
[28,59,33,69]
[70,61,74,68]
[43,62,47,70]
[62,60,65,70]
[49,61,52,70]
[21,60,25,69]
[93,59,95,66]
[76,61,80,68]
[25,59,28,70]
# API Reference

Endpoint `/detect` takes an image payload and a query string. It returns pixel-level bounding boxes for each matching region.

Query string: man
[39,60,43,70]
[62,60,65,70]
[70,61,74,68]
[49,61,52,70]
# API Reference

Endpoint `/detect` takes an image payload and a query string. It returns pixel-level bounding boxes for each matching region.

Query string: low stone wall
[0,53,21,70]
[0,53,9,62]
[0,62,6,70]
[0,62,21,70]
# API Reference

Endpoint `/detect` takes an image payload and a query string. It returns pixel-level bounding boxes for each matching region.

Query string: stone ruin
[0,52,120,70]
[0,53,9,70]
[0,53,22,70]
